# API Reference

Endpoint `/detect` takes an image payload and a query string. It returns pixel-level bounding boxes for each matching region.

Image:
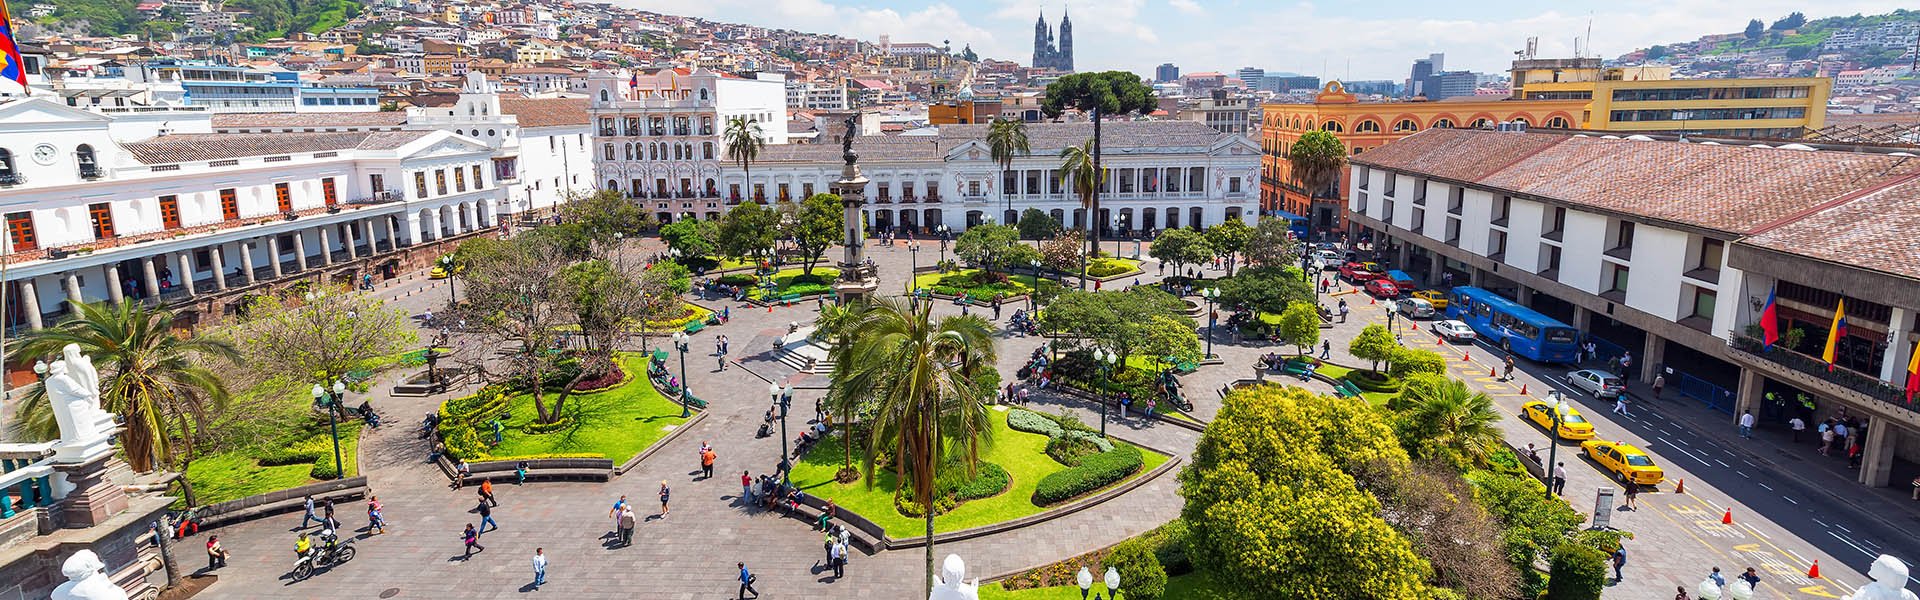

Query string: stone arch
[1391,114,1420,132]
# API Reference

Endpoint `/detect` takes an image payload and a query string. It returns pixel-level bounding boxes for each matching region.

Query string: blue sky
[621,0,1912,79]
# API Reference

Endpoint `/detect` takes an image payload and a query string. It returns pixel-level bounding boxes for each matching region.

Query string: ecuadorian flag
[0,0,25,88]
[1821,299,1848,371]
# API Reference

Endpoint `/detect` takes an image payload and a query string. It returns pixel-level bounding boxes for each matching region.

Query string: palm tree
[1059,139,1102,287]
[837,298,996,596]
[814,300,868,479]
[1400,378,1505,469]
[1288,129,1348,204]
[724,116,766,202]
[8,302,239,478]
[1043,72,1157,288]
[986,117,1031,217]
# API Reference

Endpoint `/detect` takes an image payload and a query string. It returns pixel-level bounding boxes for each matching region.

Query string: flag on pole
[1759,284,1780,348]
[0,0,28,88]
[1821,299,1848,371]
[628,71,638,89]
[1905,338,1919,403]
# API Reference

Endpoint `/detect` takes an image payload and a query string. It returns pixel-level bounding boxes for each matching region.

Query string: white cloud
[1168,0,1205,16]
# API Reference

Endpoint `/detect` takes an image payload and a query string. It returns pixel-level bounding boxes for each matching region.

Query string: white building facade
[585,67,789,203]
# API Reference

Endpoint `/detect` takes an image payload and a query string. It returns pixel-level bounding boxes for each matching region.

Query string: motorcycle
[290,534,356,581]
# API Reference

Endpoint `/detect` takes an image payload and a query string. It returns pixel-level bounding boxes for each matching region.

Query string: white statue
[45,344,115,461]
[929,554,980,600]
[50,550,130,600]
[1848,555,1920,600]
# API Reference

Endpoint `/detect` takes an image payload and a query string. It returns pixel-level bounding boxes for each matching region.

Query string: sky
[616,0,1914,80]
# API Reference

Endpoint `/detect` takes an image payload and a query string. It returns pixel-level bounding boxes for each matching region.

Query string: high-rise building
[1235,67,1265,88]
[1032,9,1074,72]
[1432,71,1479,100]
[1405,53,1443,98]
[1155,63,1180,83]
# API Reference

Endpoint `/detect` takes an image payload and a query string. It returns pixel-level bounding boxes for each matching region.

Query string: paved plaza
[183,235,1896,599]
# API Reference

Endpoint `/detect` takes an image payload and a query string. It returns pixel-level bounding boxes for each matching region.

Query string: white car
[1431,320,1476,343]
[1315,249,1342,270]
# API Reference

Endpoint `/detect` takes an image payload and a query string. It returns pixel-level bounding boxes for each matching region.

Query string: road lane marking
[1758,482,1773,491]
[1716,459,1732,468]
[1830,531,1875,559]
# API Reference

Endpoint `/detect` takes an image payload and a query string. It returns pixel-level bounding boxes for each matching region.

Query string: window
[1487,230,1506,258]
[1492,196,1511,225]
[456,167,469,192]
[968,181,982,197]
[435,170,448,195]
[878,184,890,200]
[5,212,34,251]
[88,202,115,239]
[370,173,384,195]
[1229,177,1241,193]
[703,142,714,160]
[778,183,790,201]
[1392,119,1418,132]
[322,178,337,206]
[1321,120,1344,133]
[1540,244,1561,276]
[414,172,428,198]
[753,184,765,201]
[0,148,16,184]
[1447,187,1464,215]
[1608,264,1630,293]
[76,144,99,179]
[160,195,181,230]
[220,188,240,220]
[1546,116,1571,128]
[1431,118,1454,129]
[1355,120,1381,133]
[473,165,483,188]
[1545,206,1566,239]
[1612,221,1635,251]
[1690,288,1716,321]
[1697,238,1724,271]
[603,143,615,160]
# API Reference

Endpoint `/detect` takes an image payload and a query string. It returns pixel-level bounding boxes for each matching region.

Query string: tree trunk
[546,359,597,423]
[923,508,936,597]
[155,523,181,587]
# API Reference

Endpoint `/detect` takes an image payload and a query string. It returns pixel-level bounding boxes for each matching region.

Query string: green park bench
[1280,359,1317,379]
[778,292,803,303]
[684,320,707,334]
[1168,359,1199,374]
[682,391,708,409]
[1334,380,1364,400]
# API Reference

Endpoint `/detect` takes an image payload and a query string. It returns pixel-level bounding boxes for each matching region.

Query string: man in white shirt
[1739,410,1756,439]
[1551,462,1567,496]
[531,547,547,588]
[1789,416,1806,443]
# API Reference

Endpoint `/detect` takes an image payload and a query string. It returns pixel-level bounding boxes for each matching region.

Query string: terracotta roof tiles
[121,131,434,164]
[498,97,590,128]
[1745,175,1920,281]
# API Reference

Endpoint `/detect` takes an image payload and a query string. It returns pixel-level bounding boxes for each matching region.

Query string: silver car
[1431,320,1476,343]
[1566,369,1626,399]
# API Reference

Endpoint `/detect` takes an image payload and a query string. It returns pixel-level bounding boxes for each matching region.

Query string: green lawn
[182,378,369,506]
[1311,364,1397,406]
[913,269,1058,302]
[745,267,840,300]
[184,420,362,505]
[788,408,1170,538]
[643,303,713,332]
[981,572,1231,599]
[1083,257,1145,279]
[474,353,692,464]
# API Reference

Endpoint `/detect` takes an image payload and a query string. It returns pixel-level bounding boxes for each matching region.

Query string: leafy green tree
[1644,45,1667,60]
[1017,207,1060,240]
[1277,303,1321,356]
[724,116,766,198]
[659,218,717,259]
[816,301,869,478]
[520,221,592,261]
[10,303,239,474]
[1245,216,1303,270]
[779,193,842,275]
[1039,287,1191,362]
[954,223,1020,273]
[987,117,1031,215]
[837,298,998,596]
[1045,71,1157,285]
[1467,469,1587,596]
[1744,18,1765,40]
[1387,347,1447,378]
[563,188,654,242]
[1396,378,1506,469]
[717,200,777,260]
[1149,227,1213,276]
[1770,11,1805,30]
[1204,219,1254,276]
[1141,315,1204,365]
[1104,538,1168,600]
[237,285,417,385]
[1289,130,1347,201]
[1349,324,1399,372]
[1003,243,1043,275]
[1545,543,1607,600]
[1215,266,1312,315]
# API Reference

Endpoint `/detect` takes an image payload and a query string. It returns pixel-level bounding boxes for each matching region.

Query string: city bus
[1445,286,1580,363]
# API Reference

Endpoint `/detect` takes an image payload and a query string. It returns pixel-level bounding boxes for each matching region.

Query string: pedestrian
[1145,396,1157,419]
[1611,545,1627,582]
[1619,351,1633,379]
[1502,355,1515,381]
[1320,340,1331,360]
[1338,303,1350,323]
[1789,416,1806,443]
[463,523,484,558]
[738,562,759,599]
[1613,395,1631,417]
[322,498,338,530]
[1820,421,1836,455]
[1675,586,1691,600]
[480,479,498,506]
[701,447,717,479]
[516,460,529,484]
[477,499,498,535]
[1849,439,1864,469]
[367,496,386,535]
[993,296,1002,320]
[1739,567,1761,590]
[1739,410,1756,439]
[741,470,754,501]
[1708,567,1725,587]
[1623,483,1638,509]
[298,495,319,529]
[531,548,547,588]
[609,495,628,534]
[617,506,636,547]
[830,538,846,579]
[1552,462,1567,496]
[1652,374,1665,399]
[659,481,671,518]
[718,350,727,371]
[206,535,228,570]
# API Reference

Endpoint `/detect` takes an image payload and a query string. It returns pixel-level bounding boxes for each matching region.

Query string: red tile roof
[498,97,589,128]
[1744,174,1920,281]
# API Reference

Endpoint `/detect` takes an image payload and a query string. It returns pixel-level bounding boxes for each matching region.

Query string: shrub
[1344,370,1404,393]
[521,416,576,434]
[1046,434,1103,466]
[894,493,959,517]
[572,364,628,392]
[1049,411,1100,435]
[1085,259,1137,278]
[309,456,344,480]
[259,436,328,466]
[1034,445,1144,505]
[938,461,1011,501]
[1388,347,1447,378]
[1007,408,1065,437]
[716,273,758,286]
[1104,538,1168,600]
[1140,519,1193,576]
[1544,543,1608,600]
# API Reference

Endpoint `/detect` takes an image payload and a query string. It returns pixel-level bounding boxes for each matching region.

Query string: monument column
[831,115,879,304]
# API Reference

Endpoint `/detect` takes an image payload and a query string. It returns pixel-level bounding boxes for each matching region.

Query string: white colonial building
[585,67,789,203]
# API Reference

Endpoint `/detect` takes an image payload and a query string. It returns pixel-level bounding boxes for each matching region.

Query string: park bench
[684,320,707,334]
[778,292,803,304]
[1280,359,1317,380]
[1167,359,1199,374]
[439,457,614,486]
[681,391,708,409]
[1334,380,1364,400]
[791,494,886,554]
[193,477,368,530]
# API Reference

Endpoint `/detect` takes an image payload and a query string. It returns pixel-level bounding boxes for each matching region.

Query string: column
[267,236,284,277]
[318,226,335,265]
[292,231,309,270]
[1395,242,1411,273]
[1640,334,1665,384]
[1572,305,1592,332]
[1468,267,1485,288]
[1516,284,1534,307]
[103,264,124,305]
[1879,307,1913,384]
[140,257,160,298]
[20,280,42,329]
[363,220,378,256]
[64,272,82,306]
[176,252,195,296]
[1859,422,1898,487]
[208,244,228,290]
[1425,260,1444,286]
[1734,368,1762,426]
[238,242,256,284]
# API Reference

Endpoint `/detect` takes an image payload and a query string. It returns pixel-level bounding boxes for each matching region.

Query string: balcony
[1543,229,1564,242]
[350,190,404,205]
[1683,267,1721,285]
[1729,334,1909,406]
[79,164,102,180]
[599,128,617,137]
[0,172,22,186]
[1603,245,1633,261]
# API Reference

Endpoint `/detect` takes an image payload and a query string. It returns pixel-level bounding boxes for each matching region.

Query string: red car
[1339,262,1382,283]
[1365,279,1400,298]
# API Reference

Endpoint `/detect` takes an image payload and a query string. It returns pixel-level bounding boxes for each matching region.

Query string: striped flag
[0,0,27,88]
[1759,284,1779,348]
[1821,299,1848,371]
[1906,338,1919,403]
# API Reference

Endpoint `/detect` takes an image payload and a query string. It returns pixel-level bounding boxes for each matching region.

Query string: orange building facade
[1260,81,1585,236]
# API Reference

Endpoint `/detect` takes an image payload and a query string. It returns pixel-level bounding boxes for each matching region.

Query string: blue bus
[1445,286,1580,363]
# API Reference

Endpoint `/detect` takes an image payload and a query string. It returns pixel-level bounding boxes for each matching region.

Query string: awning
[1264,210,1308,222]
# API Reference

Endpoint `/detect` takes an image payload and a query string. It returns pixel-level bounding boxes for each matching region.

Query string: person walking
[617,506,637,547]
[298,495,319,530]
[1319,340,1331,360]
[1707,567,1726,587]
[1610,545,1627,582]
[531,548,548,588]
[1739,410,1756,439]
[462,523,484,558]
[609,495,628,535]
[701,447,717,480]
[737,562,759,599]
[1651,374,1665,400]
[206,535,228,570]
[829,538,846,579]
[480,479,498,507]
[718,348,727,371]
[367,496,386,535]
[992,296,1003,320]
[1739,567,1762,591]
[658,481,671,518]
[1502,354,1515,382]
[741,470,754,501]
[322,498,339,531]
[1613,395,1631,417]
[1552,462,1567,496]
[1820,420,1836,455]
[1623,483,1639,510]
[477,499,498,535]
[1789,416,1806,443]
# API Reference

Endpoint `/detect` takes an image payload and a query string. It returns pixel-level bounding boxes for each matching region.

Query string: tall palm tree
[1059,139,1102,287]
[837,298,996,596]
[9,302,239,476]
[986,117,1031,217]
[1400,378,1505,469]
[814,300,868,479]
[724,116,766,202]
[1288,129,1348,203]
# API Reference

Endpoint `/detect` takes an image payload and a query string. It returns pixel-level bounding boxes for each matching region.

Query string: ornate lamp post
[1077,566,1093,600]
[310,380,347,479]
[909,242,920,294]
[770,382,794,479]
[1092,348,1118,438]
[1545,391,1564,498]
[1105,566,1122,600]
[672,331,692,418]
[1028,259,1041,311]
[1200,287,1220,359]
[937,224,950,262]
[1075,566,1120,599]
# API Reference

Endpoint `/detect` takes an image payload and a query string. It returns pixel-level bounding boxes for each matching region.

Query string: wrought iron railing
[1728,334,1908,406]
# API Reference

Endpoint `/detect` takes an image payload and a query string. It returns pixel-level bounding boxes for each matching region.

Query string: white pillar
[64,272,82,305]
[1880,307,1913,384]
[177,252,195,296]
[209,244,229,290]
[293,230,309,269]
[141,257,160,297]
[239,242,256,284]
[104,264,123,305]
[362,219,377,256]
[267,236,284,277]
[318,226,335,265]
[19,280,42,329]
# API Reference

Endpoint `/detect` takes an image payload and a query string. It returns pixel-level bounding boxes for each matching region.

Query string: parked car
[1364,279,1400,298]
[1340,262,1382,283]
[1582,439,1665,486]
[1315,249,1342,269]
[1397,297,1434,318]
[1386,270,1418,291]
[1410,290,1450,310]
[1565,369,1627,399]
[1521,400,1596,440]
[1431,320,1476,343]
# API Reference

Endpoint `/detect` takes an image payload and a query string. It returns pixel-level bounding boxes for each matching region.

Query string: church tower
[1058,9,1074,72]
[1031,9,1074,71]
[1033,11,1053,69]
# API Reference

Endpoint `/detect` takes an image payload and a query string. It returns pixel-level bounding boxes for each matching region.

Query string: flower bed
[745,268,841,300]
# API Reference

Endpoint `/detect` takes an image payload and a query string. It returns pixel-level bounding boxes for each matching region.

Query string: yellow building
[929,99,1003,125]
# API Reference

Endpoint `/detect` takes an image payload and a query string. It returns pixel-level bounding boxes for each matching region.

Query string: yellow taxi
[1410,290,1449,311]
[1520,401,1595,440]
[429,259,466,280]
[1580,440,1665,487]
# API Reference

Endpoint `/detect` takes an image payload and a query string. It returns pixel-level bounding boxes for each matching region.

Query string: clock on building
[32,143,57,166]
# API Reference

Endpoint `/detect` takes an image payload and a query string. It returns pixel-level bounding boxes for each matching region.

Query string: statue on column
[1848,555,1920,600]
[841,114,860,166]
[47,343,109,444]
[50,550,130,600]
[929,554,980,600]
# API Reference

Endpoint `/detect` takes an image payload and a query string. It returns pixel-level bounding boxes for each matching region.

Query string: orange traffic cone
[1675,479,1685,494]
[1370,297,1376,305]
[1489,367,1497,378]
[1464,352,1471,362]
[1722,508,1733,524]
[767,304,773,313]
[1808,560,1821,578]
[1520,384,1528,395]
[1409,322,1418,332]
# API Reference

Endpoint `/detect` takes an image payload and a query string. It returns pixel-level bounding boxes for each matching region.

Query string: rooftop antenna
[1586,14,1594,59]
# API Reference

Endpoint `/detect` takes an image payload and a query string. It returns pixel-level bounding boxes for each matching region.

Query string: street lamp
[1544,391,1564,498]
[310,380,347,480]
[1200,287,1219,359]
[1028,259,1041,311]
[770,382,794,479]
[1104,566,1122,600]
[909,242,920,294]
[1092,348,1118,438]
[1110,215,1121,258]
[1077,566,1093,600]
[672,331,691,418]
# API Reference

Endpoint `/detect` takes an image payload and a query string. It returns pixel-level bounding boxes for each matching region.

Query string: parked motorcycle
[290,533,356,581]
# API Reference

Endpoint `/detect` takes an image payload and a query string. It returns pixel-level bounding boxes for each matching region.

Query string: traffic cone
[1489,367,1497,378]
[1808,560,1820,578]
[1722,508,1733,524]
[1675,479,1684,494]
[767,304,773,313]
[1520,384,1528,395]
[1370,297,1376,305]
[1464,352,1471,362]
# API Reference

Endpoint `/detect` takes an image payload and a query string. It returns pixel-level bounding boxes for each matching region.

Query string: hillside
[32,0,362,41]
[1627,9,1920,69]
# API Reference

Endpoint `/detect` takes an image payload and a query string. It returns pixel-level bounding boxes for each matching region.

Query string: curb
[617,408,709,475]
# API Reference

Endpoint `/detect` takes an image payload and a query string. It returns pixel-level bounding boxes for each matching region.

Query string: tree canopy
[779,193,843,275]
[1290,130,1348,198]
[1042,71,1159,118]
[1204,220,1254,276]
[1276,302,1321,356]
[1040,287,1193,362]
[1017,207,1061,240]
[659,219,718,259]
[562,188,653,242]
[237,285,417,384]
[954,223,1020,272]
[717,200,778,260]
[1245,216,1302,269]
[1349,324,1400,372]
[1148,228,1213,275]
[1215,266,1312,315]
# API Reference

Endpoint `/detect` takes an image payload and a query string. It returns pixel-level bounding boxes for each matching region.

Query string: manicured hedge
[1086,259,1138,278]
[1033,444,1144,506]
[1344,370,1404,393]
[1008,408,1065,437]
[938,461,1011,501]
[716,273,758,286]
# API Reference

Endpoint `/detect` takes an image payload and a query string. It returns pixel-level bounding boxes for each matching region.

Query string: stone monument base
[52,453,131,529]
